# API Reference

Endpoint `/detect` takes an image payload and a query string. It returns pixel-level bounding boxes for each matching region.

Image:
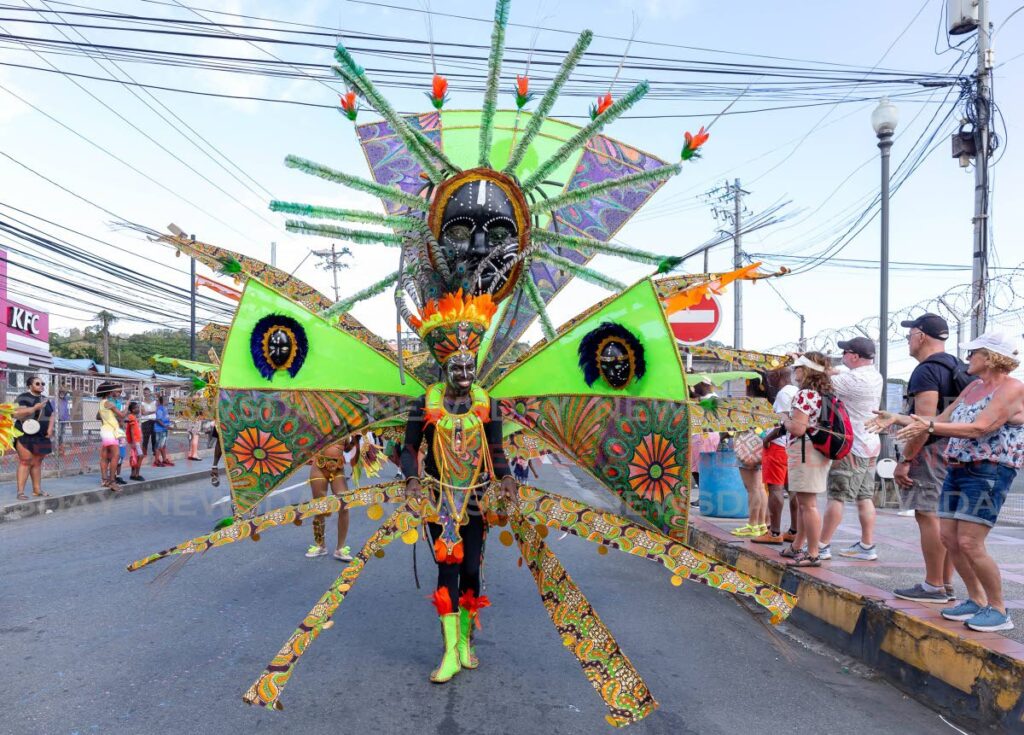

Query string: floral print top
[945,391,1024,469]
[791,389,822,419]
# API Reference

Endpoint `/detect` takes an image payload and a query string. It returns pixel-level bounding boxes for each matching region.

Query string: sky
[0,0,1022,380]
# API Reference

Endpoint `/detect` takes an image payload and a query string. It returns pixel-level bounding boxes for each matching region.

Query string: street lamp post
[872,98,898,413]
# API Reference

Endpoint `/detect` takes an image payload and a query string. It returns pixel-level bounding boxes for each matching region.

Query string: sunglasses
[967,349,985,359]
[30,381,44,387]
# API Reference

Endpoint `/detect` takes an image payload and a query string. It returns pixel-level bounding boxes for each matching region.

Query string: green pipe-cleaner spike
[285,156,426,210]
[533,250,626,291]
[504,30,593,175]
[522,276,556,341]
[270,201,427,233]
[213,517,235,531]
[532,230,669,268]
[532,162,680,213]
[522,80,649,191]
[322,270,401,320]
[190,376,207,391]
[284,220,405,247]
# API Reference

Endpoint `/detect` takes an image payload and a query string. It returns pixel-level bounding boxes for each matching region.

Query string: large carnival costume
[128,1,797,727]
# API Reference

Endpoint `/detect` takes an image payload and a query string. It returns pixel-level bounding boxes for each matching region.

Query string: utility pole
[312,243,353,302]
[970,0,992,338]
[705,179,749,348]
[271,241,277,268]
[732,178,744,349]
[798,314,806,352]
[189,234,197,361]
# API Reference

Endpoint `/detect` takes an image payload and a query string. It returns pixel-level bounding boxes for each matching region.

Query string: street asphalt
[4,463,950,735]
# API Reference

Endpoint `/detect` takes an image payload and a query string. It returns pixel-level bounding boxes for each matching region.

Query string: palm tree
[95,310,117,374]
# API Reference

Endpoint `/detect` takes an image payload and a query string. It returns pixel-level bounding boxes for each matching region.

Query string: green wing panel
[219,280,423,397]
[490,279,686,401]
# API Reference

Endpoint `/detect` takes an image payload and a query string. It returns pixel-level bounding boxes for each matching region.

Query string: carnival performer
[401,349,515,683]
[13,374,54,500]
[306,439,353,562]
[96,381,124,491]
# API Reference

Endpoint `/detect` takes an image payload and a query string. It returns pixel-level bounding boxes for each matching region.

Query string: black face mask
[598,341,632,389]
[266,328,293,369]
[440,179,518,295]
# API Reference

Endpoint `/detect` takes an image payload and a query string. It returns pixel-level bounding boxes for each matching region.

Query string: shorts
[100,427,119,447]
[828,454,877,502]
[939,462,1017,528]
[786,438,831,494]
[154,432,168,450]
[762,442,788,487]
[900,439,948,513]
[15,435,52,456]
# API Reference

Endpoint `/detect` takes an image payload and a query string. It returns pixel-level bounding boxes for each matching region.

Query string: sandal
[779,545,804,559]
[210,467,220,487]
[32,491,51,497]
[16,493,28,500]
[788,555,821,568]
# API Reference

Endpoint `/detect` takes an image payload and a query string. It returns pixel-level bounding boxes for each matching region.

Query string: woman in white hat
[870,331,1023,632]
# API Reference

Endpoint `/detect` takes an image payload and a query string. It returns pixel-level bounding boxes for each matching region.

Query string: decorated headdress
[270,0,709,370]
[409,289,497,365]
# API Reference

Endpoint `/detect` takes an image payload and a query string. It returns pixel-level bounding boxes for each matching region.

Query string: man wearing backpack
[891,313,972,603]
[819,337,884,561]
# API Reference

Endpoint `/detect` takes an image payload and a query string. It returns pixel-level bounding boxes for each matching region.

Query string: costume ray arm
[331,49,444,183]
[284,155,426,211]
[478,0,510,166]
[532,229,681,272]
[515,486,797,623]
[531,163,682,214]
[509,506,658,728]
[269,201,429,234]
[283,220,406,247]
[321,270,402,319]
[520,81,649,191]
[243,505,422,709]
[532,250,626,291]
[503,29,593,175]
[521,275,555,340]
[126,482,407,572]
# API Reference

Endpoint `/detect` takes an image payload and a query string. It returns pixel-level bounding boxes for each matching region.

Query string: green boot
[430,613,462,683]
[457,607,478,669]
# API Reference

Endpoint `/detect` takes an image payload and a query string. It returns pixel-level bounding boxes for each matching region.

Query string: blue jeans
[939,462,1017,527]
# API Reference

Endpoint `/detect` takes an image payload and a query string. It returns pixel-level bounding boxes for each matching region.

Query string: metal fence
[0,367,205,481]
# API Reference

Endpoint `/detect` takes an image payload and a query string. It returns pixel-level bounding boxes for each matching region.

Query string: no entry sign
[668,294,721,345]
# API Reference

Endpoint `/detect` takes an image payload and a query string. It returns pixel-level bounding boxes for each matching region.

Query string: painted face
[598,340,632,389]
[440,178,518,295]
[266,327,293,369]
[445,353,477,392]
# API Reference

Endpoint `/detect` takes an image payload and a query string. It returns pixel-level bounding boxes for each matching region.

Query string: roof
[51,358,190,384]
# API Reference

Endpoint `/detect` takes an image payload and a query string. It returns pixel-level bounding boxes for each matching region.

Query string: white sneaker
[817,544,832,560]
[839,542,878,561]
[333,546,353,562]
[305,544,328,558]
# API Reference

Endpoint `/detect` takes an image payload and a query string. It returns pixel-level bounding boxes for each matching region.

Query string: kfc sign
[9,306,43,336]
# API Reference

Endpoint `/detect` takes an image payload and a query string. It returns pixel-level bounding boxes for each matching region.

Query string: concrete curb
[688,517,1024,733]
[0,469,210,523]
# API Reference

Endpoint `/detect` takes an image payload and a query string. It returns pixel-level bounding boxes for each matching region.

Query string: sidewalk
[701,500,1024,643]
[692,498,1024,731]
[0,450,213,522]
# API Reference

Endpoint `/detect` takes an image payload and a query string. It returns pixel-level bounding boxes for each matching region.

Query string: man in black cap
[888,312,970,603]
[819,337,883,561]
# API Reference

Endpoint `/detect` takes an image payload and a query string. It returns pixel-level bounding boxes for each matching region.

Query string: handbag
[733,430,764,469]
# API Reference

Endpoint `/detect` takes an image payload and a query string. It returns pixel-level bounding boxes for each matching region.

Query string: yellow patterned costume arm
[243,505,422,709]
[510,507,658,728]
[515,486,796,623]
[126,481,406,571]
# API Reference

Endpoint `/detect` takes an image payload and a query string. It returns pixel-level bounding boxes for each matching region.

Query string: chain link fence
[0,367,202,481]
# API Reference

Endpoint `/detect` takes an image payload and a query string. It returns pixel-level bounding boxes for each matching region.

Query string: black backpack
[922,353,978,407]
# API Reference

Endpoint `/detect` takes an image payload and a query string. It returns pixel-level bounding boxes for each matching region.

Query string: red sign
[668,294,721,344]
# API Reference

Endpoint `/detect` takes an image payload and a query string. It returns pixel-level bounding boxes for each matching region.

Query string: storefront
[0,249,53,393]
